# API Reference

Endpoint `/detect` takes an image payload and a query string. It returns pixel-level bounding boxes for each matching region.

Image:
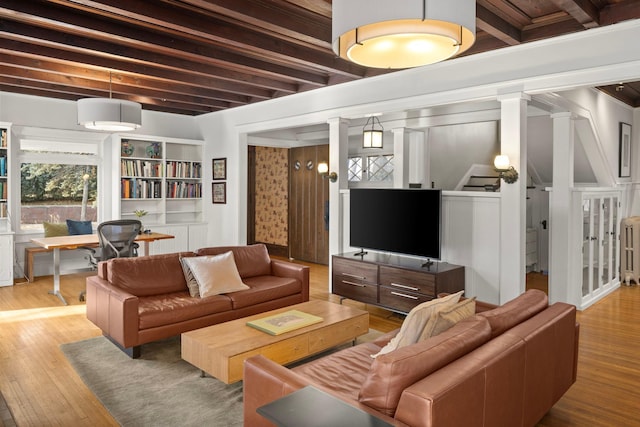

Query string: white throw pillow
[181,252,250,298]
[372,290,464,358]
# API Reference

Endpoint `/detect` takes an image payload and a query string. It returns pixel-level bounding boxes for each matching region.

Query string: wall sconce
[318,162,337,182]
[494,155,519,184]
[363,116,383,149]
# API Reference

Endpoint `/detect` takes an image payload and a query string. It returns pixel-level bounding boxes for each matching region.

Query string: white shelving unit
[113,134,205,253]
[0,123,13,286]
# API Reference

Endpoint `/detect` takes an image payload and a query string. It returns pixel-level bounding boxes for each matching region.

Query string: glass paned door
[581,192,620,304]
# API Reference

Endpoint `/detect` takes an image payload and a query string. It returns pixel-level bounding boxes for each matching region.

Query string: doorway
[247,145,329,264]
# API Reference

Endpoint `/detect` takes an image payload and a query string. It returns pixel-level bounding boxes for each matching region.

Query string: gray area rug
[61,330,383,427]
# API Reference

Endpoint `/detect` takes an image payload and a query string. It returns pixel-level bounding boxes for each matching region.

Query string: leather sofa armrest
[371,328,400,347]
[243,355,403,427]
[437,292,498,313]
[243,355,312,427]
[85,275,140,348]
[270,259,310,301]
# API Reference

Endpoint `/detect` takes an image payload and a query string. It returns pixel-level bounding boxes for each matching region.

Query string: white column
[409,130,429,187]
[327,118,349,260]
[549,112,575,304]
[392,128,410,188]
[498,92,530,303]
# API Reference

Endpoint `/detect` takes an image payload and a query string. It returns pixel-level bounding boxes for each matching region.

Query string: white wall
[2,21,640,302]
[194,20,640,303]
[429,121,499,190]
[0,92,203,278]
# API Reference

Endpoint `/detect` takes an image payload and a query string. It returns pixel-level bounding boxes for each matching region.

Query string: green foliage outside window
[21,163,97,203]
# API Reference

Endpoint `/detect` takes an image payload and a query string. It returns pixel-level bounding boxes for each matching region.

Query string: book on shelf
[246,310,323,335]
[165,161,202,178]
[0,129,6,148]
[166,181,201,198]
[122,178,161,199]
[0,202,6,218]
[0,156,6,176]
[121,159,162,177]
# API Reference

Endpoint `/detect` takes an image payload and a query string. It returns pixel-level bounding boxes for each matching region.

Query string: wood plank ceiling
[0,0,639,116]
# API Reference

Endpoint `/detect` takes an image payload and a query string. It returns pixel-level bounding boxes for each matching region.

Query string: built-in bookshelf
[0,125,10,230]
[0,123,13,286]
[115,135,203,226]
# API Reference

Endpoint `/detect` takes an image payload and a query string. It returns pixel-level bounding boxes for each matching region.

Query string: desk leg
[142,241,150,257]
[48,248,68,305]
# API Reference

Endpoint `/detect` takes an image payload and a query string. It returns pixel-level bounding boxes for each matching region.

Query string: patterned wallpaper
[255,146,288,246]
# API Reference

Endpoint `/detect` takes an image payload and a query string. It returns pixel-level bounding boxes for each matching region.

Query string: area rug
[61,330,383,427]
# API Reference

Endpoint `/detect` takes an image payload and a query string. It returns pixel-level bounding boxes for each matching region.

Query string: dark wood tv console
[332,252,465,314]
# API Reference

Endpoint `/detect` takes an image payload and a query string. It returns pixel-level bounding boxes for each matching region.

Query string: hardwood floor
[0,266,638,426]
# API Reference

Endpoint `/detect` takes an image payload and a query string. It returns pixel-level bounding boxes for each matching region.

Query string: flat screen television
[349,188,441,260]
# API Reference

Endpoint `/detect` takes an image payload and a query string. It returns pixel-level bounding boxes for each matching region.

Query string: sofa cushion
[138,291,233,330]
[372,291,463,357]
[182,252,250,297]
[107,252,194,297]
[196,244,271,279]
[43,222,69,237]
[478,289,548,338]
[420,297,476,340]
[226,275,302,309]
[292,342,384,403]
[358,315,492,417]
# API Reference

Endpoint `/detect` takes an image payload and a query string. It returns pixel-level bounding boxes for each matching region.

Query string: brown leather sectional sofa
[244,289,579,427]
[85,244,309,358]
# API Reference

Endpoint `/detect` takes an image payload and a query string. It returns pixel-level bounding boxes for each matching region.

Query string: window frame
[18,139,101,233]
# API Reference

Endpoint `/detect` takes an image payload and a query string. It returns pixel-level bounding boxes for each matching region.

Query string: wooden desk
[30,232,174,305]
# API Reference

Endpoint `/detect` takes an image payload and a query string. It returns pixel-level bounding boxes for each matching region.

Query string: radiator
[620,216,640,285]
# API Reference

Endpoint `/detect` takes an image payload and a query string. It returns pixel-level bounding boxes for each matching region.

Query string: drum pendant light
[77,72,142,132]
[332,0,476,69]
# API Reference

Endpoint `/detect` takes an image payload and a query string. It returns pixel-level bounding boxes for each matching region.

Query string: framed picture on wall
[213,158,227,180]
[619,122,632,178]
[212,182,226,204]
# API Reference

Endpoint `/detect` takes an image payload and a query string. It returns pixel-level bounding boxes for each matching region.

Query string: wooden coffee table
[181,300,369,384]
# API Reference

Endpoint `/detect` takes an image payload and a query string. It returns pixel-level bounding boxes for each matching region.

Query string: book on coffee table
[246,310,323,335]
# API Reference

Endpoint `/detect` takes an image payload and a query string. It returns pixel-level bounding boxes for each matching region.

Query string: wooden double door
[248,145,329,265]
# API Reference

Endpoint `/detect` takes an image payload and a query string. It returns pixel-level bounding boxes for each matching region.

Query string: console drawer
[379,286,433,313]
[332,279,378,304]
[333,257,378,283]
[379,266,435,297]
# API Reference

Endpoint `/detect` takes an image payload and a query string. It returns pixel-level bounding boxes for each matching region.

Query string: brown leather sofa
[243,290,579,427]
[85,244,309,358]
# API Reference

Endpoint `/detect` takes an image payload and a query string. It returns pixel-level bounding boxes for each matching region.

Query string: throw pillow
[66,219,93,235]
[179,254,200,297]
[420,297,476,340]
[372,290,464,358]
[182,251,250,298]
[43,222,69,238]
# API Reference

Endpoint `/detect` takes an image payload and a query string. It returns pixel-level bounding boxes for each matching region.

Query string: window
[367,155,394,182]
[19,139,98,231]
[347,157,363,182]
[348,154,394,183]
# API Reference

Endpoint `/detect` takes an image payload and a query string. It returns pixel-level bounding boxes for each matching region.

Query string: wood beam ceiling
[0,0,638,115]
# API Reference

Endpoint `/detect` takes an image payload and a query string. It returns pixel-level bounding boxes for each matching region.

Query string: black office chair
[80,219,142,301]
